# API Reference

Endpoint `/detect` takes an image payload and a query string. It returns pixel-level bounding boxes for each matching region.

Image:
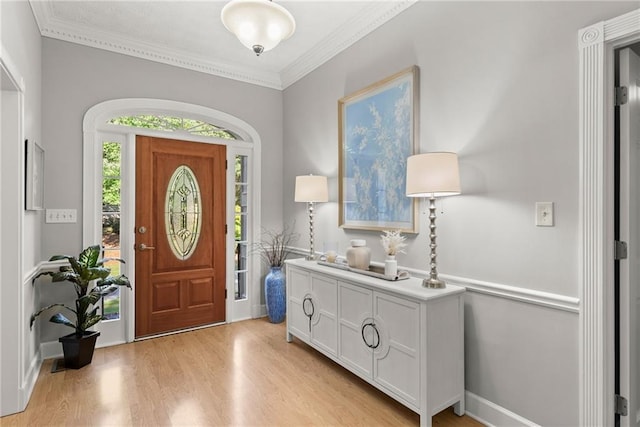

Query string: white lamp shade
[221,0,295,54]
[406,152,461,198]
[295,175,328,202]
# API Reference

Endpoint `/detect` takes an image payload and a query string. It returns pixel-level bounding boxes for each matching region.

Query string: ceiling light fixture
[221,0,296,56]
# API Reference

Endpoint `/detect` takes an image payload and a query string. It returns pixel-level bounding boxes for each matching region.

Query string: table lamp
[295,174,329,260]
[406,152,461,288]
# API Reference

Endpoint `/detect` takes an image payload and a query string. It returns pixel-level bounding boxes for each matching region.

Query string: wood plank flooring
[2,319,484,426]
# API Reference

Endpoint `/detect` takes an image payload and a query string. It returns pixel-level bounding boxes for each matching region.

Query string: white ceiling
[29,0,417,90]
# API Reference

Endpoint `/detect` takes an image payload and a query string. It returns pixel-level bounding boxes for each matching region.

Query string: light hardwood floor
[2,319,483,426]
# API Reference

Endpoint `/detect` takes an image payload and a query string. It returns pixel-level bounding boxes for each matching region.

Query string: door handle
[138,243,155,251]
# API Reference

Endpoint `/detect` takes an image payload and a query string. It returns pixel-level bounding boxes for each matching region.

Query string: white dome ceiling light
[221,0,296,56]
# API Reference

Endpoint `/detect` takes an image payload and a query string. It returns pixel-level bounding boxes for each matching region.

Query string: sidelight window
[235,155,249,300]
[102,141,122,320]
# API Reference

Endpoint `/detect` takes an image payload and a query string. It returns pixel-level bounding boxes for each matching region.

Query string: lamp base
[422,277,446,289]
[305,254,316,261]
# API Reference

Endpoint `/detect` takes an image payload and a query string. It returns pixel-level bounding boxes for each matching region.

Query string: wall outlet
[45,209,77,224]
[535,202,554,227]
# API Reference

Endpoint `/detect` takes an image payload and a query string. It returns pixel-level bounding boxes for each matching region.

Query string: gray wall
[40,38,284,341]
[282,1,638,425]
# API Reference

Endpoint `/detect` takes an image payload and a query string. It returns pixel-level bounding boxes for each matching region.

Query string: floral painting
[338,66,419,232]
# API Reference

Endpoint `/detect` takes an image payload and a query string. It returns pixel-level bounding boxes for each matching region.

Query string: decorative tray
[316,261,410,281]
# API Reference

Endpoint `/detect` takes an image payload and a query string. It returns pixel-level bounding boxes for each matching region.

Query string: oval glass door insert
[165,165,202,260]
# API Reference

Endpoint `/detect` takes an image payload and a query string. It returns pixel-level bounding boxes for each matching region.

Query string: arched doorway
[83,98,262,344]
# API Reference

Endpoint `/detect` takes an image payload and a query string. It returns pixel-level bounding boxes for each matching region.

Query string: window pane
[102,214,121,249]
[235,271,247,300]
[103,179,121,210]
[109,115,237,140]
[102,224,122,320]
[103,142,121,177]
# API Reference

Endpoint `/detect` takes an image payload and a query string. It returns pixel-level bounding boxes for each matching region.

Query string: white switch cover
[46,209,77,223]
[535,202,554,227]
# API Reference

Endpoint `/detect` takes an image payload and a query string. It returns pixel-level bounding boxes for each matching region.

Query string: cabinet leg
[286,331,294,343]
[453,399,465,416]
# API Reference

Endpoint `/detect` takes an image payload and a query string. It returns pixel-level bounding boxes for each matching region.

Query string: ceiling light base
[252,45,264,56]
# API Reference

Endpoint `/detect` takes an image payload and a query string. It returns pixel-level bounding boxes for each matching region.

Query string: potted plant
[30,244,131,369]
[255,225,298,323]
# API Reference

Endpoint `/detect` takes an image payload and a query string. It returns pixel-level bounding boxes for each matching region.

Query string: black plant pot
[58,330,100,369]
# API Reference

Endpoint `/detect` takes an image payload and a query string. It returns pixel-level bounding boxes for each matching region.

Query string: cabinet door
[309,274,338,355]
[373,292,420,408]
[287,267,311,341]
[338,281,373,377]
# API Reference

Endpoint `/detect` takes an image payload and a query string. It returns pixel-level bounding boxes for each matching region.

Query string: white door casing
[619,46,640,427]
[0,46,26,416]
[578,9,640,426]
[82,99,262,344]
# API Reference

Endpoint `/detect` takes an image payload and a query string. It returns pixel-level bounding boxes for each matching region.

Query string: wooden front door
[135,136,226,338]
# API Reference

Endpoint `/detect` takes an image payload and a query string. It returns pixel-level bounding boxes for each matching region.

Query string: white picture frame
[25,139,44,210]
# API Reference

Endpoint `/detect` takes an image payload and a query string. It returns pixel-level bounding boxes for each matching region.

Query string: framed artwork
[338,66,419,233]
[25,139,44,210]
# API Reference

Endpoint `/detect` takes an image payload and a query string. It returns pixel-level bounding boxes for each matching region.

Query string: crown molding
[29,0,283,89]
[280,0,418,89]
[29,0,417,91]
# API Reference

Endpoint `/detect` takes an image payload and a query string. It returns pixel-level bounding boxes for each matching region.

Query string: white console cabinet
[285,258,465,427]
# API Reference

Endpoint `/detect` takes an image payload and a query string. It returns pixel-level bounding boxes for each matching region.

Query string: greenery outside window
[102,141,122,320]
[109,115,238,140]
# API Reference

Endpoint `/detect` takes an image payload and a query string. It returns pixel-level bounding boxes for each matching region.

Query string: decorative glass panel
[165,165,202,260]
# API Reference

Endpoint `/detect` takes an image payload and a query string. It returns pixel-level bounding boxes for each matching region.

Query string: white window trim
[83,99,262,343]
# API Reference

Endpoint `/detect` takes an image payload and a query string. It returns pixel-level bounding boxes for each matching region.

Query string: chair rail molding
[578,8,640,426]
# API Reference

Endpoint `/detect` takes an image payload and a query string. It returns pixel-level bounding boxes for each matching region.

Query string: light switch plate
[46,209,77,223]
[535,202,554,227]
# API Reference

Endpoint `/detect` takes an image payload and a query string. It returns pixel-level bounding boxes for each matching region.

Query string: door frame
[1,45,27,416]
[578,9,640,425]
[82,99,262,344]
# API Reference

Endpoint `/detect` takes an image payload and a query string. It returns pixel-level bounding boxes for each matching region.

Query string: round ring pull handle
[302,297,315,332]
[361,322,380,349]
[302,297,314,317]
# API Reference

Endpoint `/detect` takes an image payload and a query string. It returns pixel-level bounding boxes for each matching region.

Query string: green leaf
[49,254,72,262]
[86,266,111,281]
[82,313,104,331]
[49,312,76,330]
[79,245,101,268]
[98,257,126,267]
[51,270,81,285]
[98,274,132,289]
[30,303,76,329]
[90,284,119,299]
[78,292,103,307]
[32,271,54,285]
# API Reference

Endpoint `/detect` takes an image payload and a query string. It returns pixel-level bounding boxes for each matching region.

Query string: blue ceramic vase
[265,266,286,323]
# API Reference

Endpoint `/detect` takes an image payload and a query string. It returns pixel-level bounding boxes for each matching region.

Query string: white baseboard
[465,391,540,427]
[19,353,42,411]
[252,304,267,318]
